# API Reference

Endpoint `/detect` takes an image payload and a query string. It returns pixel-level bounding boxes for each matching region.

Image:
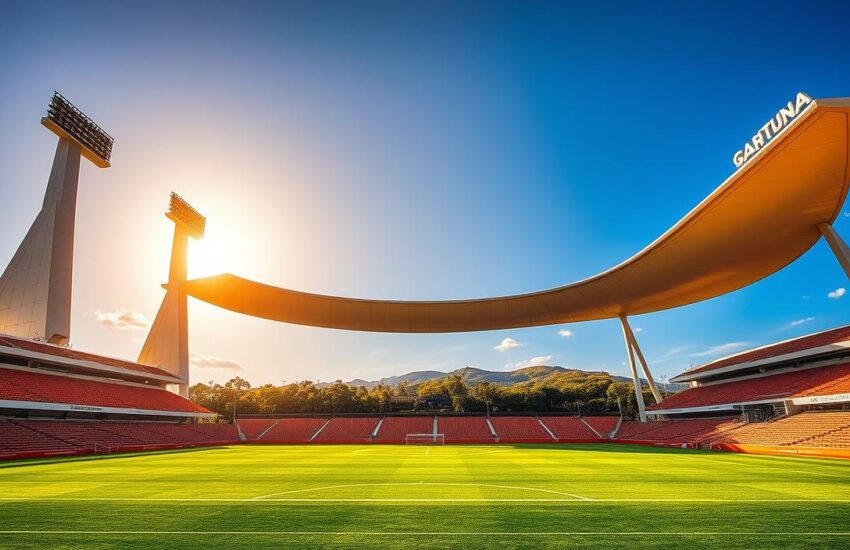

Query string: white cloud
[190,351,243,372]
[790,317,815,327]
[94,309,151,331]
[557,329,573,338]
[690,342,750,358]
[505,355,555,370]
[843,212,850,218]
[662,345,694,358]
[634,327,643,333]
[494,337,524,352]
[828,287,846,300]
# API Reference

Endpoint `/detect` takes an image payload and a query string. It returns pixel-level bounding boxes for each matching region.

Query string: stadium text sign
[733,92,812,168]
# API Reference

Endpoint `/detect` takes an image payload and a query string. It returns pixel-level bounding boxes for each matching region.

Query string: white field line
[0,530,848,536]
[252,482,593,501]
[2,497,850,503]
[459,450,511,457]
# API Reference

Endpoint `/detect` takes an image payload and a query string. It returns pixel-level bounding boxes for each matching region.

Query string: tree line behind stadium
[189,368,659,421]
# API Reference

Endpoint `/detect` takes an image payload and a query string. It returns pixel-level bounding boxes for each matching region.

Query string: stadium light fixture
[41,92,114,168]
[167,192,206,240]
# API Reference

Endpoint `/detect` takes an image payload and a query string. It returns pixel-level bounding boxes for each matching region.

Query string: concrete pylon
[138,194,204,397]
[0,93,112,345]
[138,227,190,395]
[0,139,81,344]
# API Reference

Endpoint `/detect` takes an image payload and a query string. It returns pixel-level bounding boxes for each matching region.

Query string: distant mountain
[345,365,684,391]
[346,366,564,389]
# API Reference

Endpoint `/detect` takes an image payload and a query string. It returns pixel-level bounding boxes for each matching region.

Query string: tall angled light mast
[0,92,113,344]
[138,193,205,397]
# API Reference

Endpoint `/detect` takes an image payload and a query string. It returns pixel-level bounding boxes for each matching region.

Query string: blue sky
[1,1,850,385]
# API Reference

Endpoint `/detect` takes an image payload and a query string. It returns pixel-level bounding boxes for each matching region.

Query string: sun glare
[188,229,238,279]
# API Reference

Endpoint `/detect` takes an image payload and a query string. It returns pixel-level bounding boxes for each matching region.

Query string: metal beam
[621,316,663,404]
[619,315,647,421]
[818,223,850,280]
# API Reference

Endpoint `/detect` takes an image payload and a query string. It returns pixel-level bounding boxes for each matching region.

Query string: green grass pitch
[0,443,849,549]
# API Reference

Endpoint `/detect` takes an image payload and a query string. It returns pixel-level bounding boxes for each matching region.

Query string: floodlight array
[46,92,114,164]
[169,192,206,239]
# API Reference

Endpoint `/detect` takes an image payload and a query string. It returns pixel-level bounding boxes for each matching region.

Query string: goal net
[405,433,445,445]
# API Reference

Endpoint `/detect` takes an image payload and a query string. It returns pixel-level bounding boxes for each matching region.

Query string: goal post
[405,433,445,445]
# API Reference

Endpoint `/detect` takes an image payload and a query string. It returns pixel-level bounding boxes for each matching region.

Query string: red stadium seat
[489,417,553,442]
[236,419,278,439]
[0,367,208,413]
[373,417,433,443]
[539,417,599,440]
[0,420,238,457]
[312,417,378,442]
[437,417,495,443]
[648,363,850,412]
[615,418,740,444]
[713,411,850,447]
[581,416,620,438]
[256,418,328,441]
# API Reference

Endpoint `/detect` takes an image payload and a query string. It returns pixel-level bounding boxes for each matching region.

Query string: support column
[818,223,850,279]
[0,93,112,345]
[138,225,190,396]
[138,194,205,397]
[619,316,647,422]
[621,316,663,404]
[0,139,81,344]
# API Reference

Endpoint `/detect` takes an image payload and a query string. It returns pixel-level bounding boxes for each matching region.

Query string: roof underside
[182,98,850,333]
[671,325,850,382]
[0,334,178,381]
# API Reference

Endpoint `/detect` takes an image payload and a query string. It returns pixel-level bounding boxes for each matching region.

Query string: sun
[187,229,238,279]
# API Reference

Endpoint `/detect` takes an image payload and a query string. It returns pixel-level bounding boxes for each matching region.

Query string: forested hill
[345,365,683,391]
[345,365,573,389]
[190,366,684,421]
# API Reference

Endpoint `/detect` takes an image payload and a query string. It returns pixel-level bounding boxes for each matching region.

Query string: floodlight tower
[0,92,113,344]
[138,193,205,397]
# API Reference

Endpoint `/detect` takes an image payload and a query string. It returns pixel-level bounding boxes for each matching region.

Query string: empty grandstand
[5,324,850,460]
[220,327,850,457]
[0,420,237,459]
[437,416,494,443]
[372,416,434,443]
[648,325,850,420]
[237,417,328,442]
[540,416,603,441]
[312,417,378,442]
[0,333,234,459]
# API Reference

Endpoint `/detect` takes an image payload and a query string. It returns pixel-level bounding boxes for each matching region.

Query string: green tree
[469,381,496,415]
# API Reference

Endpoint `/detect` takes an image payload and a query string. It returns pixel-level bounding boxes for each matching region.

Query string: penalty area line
[251,482,593,501]
[2,497,850,503]
[0,530,849,536]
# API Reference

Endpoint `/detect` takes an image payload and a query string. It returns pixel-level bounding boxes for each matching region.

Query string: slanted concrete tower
[138,193,205,397]
[0,92,113,344]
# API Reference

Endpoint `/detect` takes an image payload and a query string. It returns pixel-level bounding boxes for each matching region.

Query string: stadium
[2,4,850,549]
